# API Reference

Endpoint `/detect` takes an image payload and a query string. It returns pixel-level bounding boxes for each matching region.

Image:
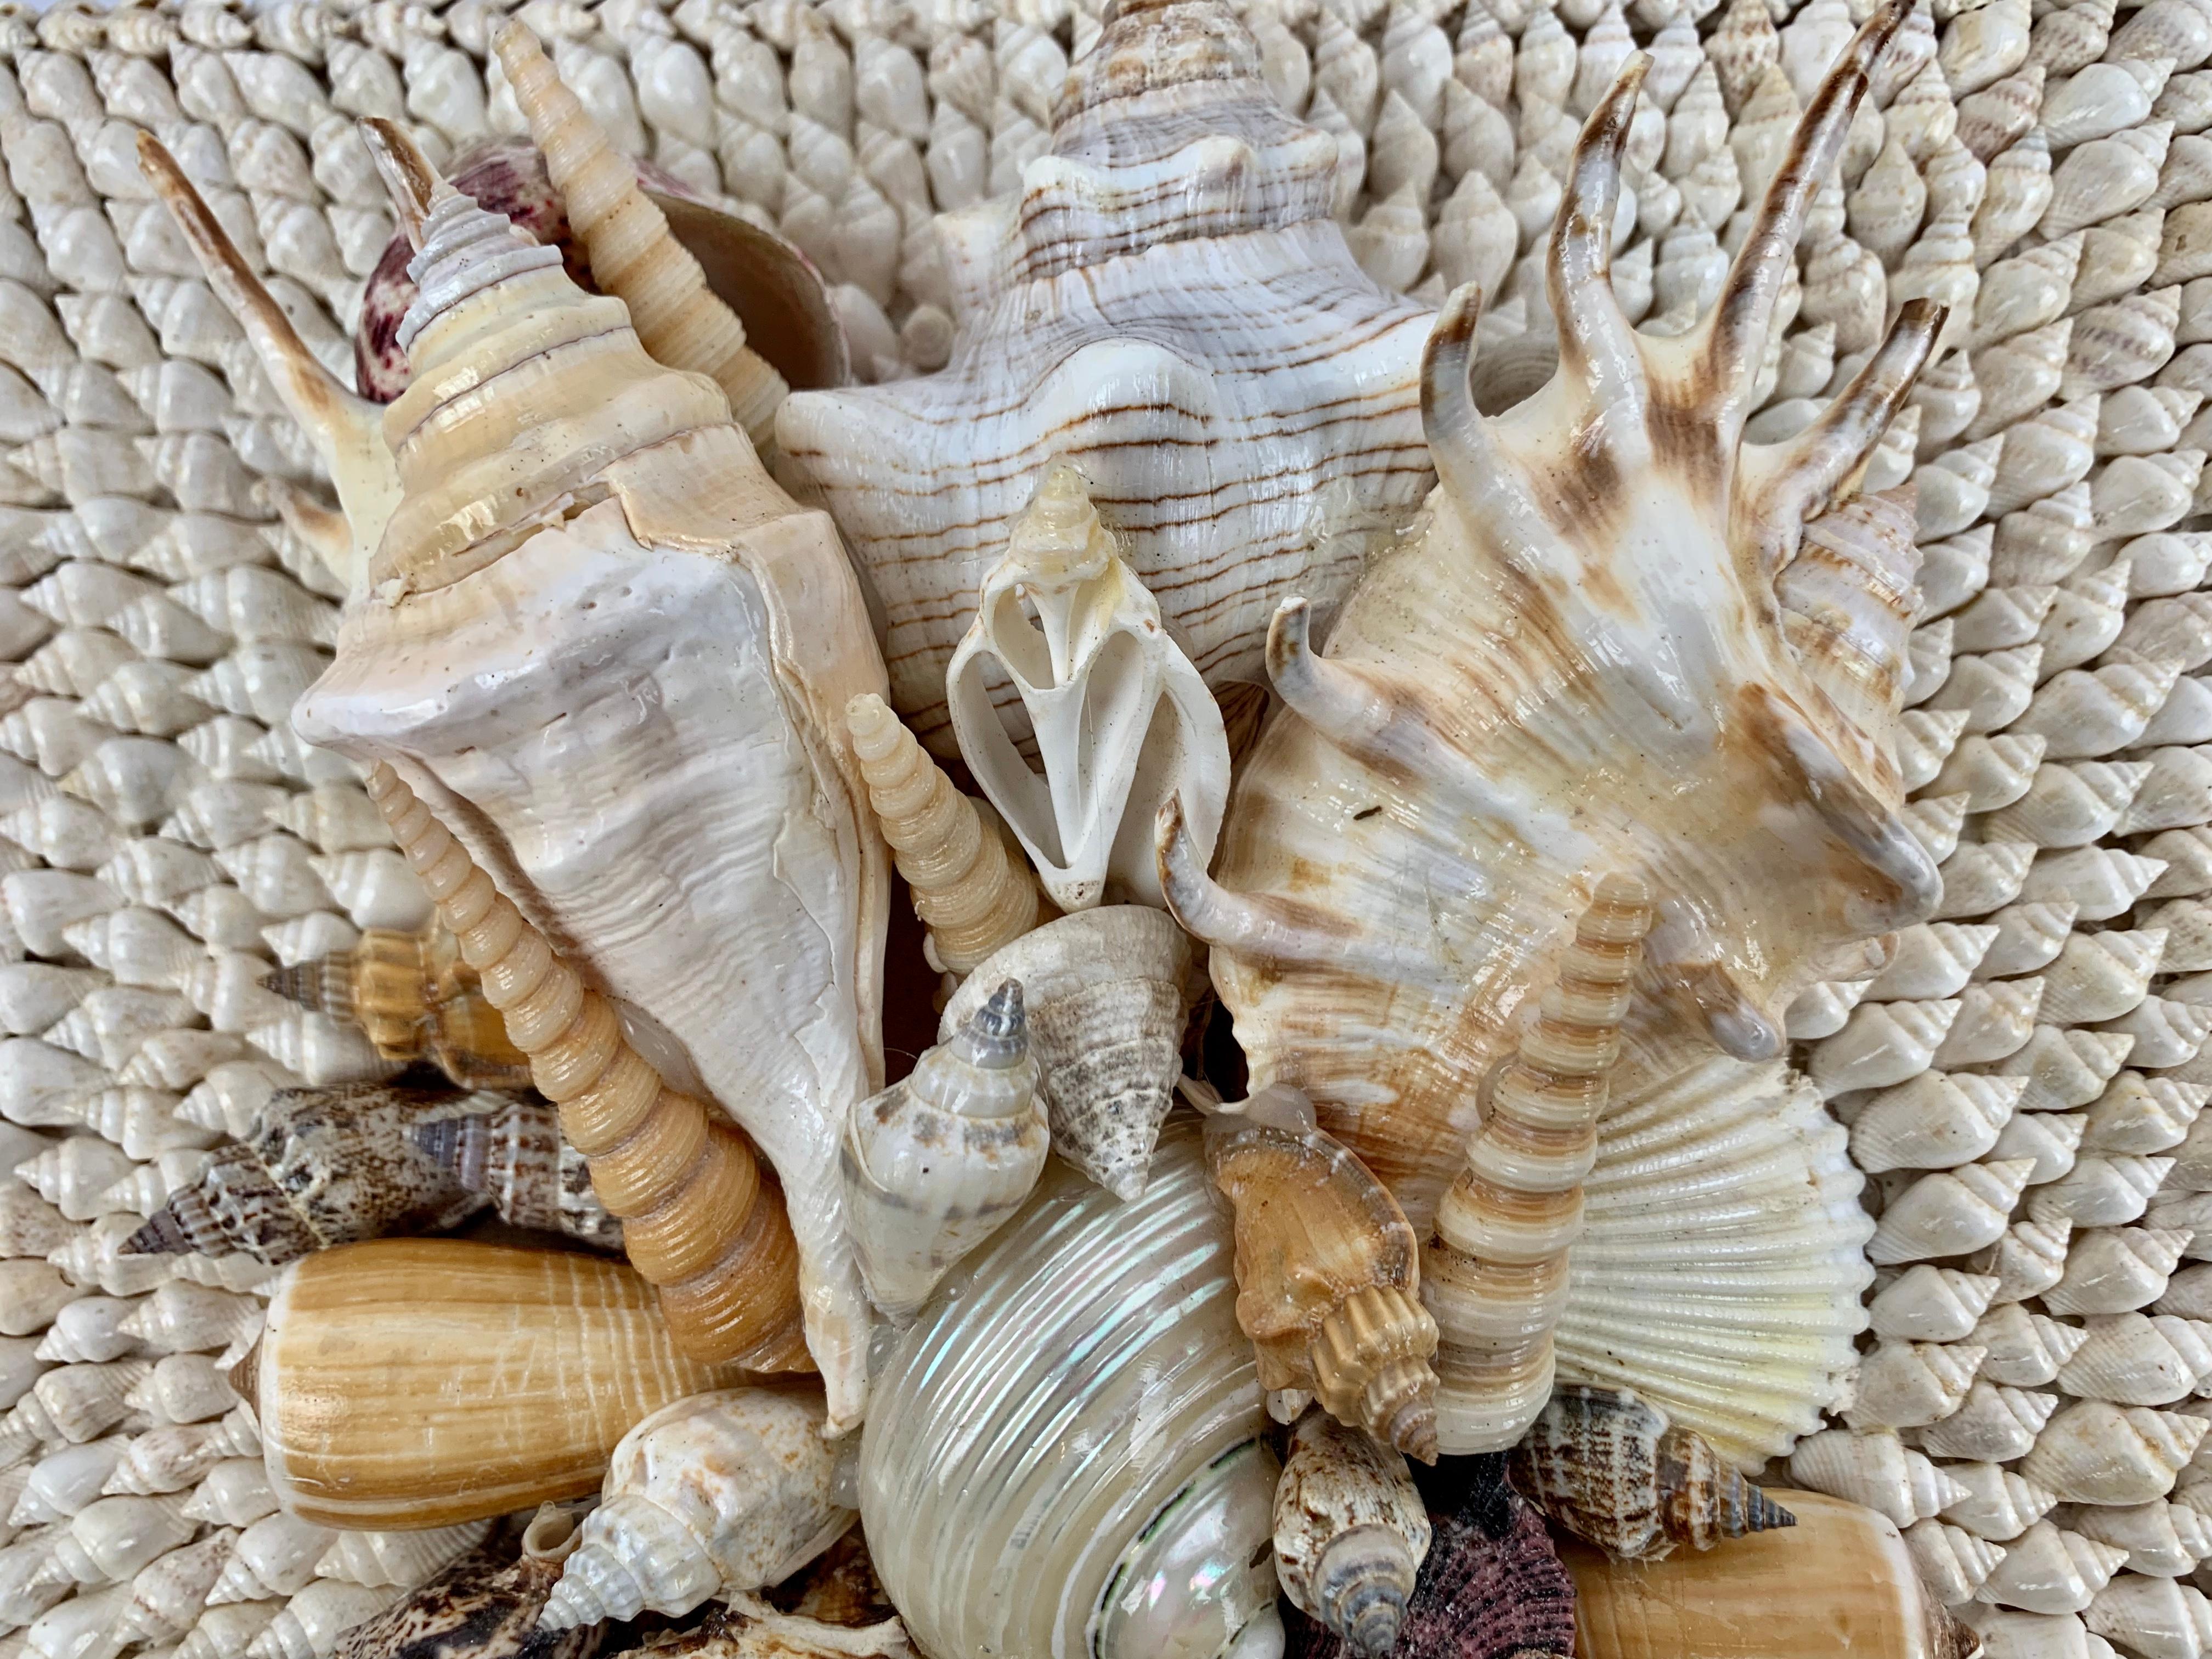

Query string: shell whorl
[494,24,787,452]
[363,763,807,1370]
[847,692,1042,974]
[1423,875,1656,1457]
[258,926,531,1090]
[359,125,730,599]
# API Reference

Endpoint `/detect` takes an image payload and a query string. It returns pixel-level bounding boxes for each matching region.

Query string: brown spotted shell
[331,1541,602,1659]
[353,142,846,403]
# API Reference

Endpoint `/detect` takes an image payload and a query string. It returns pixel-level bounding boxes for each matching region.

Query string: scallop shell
[246,1239,745,1528]
[777,0,1436,758]
[294,135,889,1428]
[858,1119,1282,1659]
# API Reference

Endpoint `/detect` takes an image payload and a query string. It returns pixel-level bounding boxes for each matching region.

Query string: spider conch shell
[842,980,1048,1322]
[777,0,1436,757]
[947,462,1231,913]
[1160,6,1940,1467]
[293,134,889,1431]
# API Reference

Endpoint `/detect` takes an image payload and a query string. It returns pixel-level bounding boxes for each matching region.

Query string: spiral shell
[1271,1411,1429,1659]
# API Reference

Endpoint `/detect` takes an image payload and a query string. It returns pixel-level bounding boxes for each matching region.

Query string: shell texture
[294,134,890,1425]
[0,0,2193,1649]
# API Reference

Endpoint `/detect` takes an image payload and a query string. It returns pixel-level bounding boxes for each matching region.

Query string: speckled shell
[122,1082,540,1266]
[1507,1387,1796,1560]
[330,1537,601,1659]
[776,0,1437,758]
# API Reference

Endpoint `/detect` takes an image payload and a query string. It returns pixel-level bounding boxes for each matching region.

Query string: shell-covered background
[0,0,2196,1652]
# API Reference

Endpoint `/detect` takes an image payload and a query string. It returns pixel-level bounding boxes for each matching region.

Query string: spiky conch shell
[1160,5,1942,1471]
[858,1119,1281,1659]
[258,921,533,1092]
[294,126,889,1428]
[775,0,1438,757]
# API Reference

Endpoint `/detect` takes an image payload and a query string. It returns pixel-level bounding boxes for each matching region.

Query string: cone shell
[248,1239,744,1527]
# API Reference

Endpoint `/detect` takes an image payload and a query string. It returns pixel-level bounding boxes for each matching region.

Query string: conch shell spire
[363,763,809,1372]
[1423,875,1655,1456]
[496,23,788,452]
[848,692,1043,974]
[136,133,400,597]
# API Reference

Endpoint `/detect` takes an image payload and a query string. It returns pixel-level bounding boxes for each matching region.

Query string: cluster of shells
[0,0,2198,1654]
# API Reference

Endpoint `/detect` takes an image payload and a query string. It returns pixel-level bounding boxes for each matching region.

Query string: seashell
[46,1490,195,1587]
[1849,1071,2026,1171]
[2010,658,2180,758]
[2054,1312,2209,1404]
[257,920,527,1091]
[1934,735,2047,814]
[248,1239,747,1528]
[1421,877,1650,1455]
[845,694,1041,978]
[245,1579,407,1659]
[2085,1574,2212,1659]
[298,145,888,1423]
[16,1137,135,1224]
[1850,133,1928,264]
[2035,927,2166,1025]
[1918,1379,2061,1461]
[2077,210,2170,313]
[1843,1336,1985,1430]
[2044,120,2173,238]
[1508,1386,1792,1569]
[1785,977,1874,1040]
[936,907,1198,1203]
[1271,1409,1429,1657]
[1559,1490,1980,1659]
[136,1356,242,1433]
[1990,1107,2090,1186]
[947,462,1229,913]
[777,0,1436,759]
[1985,760,2146,847]
[1539,1054,1874,1466]
[1787,1427,1970,1526]
[1900,1516,2007,1605]
[1973,1521,2125,1614]
[1974,1301,2094,1386]
[2044,1226,2194,1314]
[860,1119,1280,1659]
[1944,1460,2061,1543]
[2064,286,2183,397]
[208,1510,335,1605]
[2030,1154,2177,1226]
[1958,64,2049,162]
[1932,979,2043,1066]
[103,1410,260,1497]
[1207,1099,1438,1461]
[843,980,1045,1323]
[497,29,797,454]
[1942,0,2032,95]
[1812,999,1963,1094]
[115,1527,237,1645]
[2022,1401,2209,1505]
[1974,128,2056,266]
[1869,1159,2036,1264]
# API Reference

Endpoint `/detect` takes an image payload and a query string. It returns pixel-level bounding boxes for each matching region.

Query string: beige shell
[1786,1427,1971,1527]
[2019,1401,2209,1505]
[540,1387,851,1629]
[1971,1520,2125,1615]
[1162,19,1939,1494]
[247,1239,745,1527]
[1866,1265,2003,1341]
[1423,875,1652,1456]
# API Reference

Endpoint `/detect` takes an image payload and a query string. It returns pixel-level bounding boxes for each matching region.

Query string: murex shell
[776,0,1436,756]
[294,133,891,1429]
[1163,1,1942,1466]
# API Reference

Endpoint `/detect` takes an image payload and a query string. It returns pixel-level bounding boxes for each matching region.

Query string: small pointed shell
[1972,1520,2125,1614]
[1786,1427,1970,1527]
[1918,1379,2059,1461]
[1867,1265,2005,1341]
[1943,1460,2059,1542]
[2021,1401,2209,1505]
[1869,1161,2036,1265]
[1843,1338,1986,1431]
[1271,1411,1430,1657]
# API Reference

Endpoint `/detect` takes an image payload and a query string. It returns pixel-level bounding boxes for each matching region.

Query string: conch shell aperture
[295,128,890,1430]
[1161,0,1945,1468]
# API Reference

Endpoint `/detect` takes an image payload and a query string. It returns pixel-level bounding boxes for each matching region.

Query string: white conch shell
[777,0,1436,757]
[1866,1264,2003,1341]
[1943,1459,2058,1542]
[293,143,890,1430]
[1270,1410,1429,1658]
[1972,1520,2125,1615]
[2021,1401,2209,1506]
[843,980,1047,1322]
[946,463,1229,913]
[1786,1427,1970,1527]
[859,1120,1281,1659]
[540,1386,851,1629]
[1918,1379,2059,1461]
[937,907,1199,1203]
